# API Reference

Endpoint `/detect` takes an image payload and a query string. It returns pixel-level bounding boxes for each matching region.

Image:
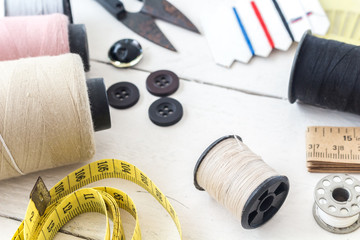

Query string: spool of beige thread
[194,135,290,229]
[0,53,110,180]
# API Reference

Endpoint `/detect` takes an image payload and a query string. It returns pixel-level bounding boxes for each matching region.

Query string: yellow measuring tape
[11,159,182,240]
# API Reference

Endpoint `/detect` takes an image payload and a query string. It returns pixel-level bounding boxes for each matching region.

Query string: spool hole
[332,188,350,202]
[260,195,274,212]
[346,178,354,185]
[333,176,341,182]
[328,205,336,212]
[317,188,325,194]
[319,198,327,204]
[340,208,349,214]
[323,180,330,186]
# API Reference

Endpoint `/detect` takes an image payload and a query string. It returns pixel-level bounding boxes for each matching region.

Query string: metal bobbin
[313,174,360,234]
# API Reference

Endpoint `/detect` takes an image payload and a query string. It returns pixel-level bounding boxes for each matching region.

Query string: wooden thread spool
[194,135,290,229]
[0,54,110,180]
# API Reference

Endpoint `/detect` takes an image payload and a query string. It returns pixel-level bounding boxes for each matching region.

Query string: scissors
[95,0,200,51]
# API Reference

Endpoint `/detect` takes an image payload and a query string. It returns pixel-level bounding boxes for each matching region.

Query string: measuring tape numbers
[12,159,182,240]
[306,126,360,172]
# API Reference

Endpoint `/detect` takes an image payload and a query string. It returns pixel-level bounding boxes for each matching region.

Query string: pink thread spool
[0,14,89,71]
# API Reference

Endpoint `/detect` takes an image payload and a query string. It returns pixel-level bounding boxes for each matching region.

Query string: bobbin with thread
[313,174,360,234]
[0,14,90,71]
[289,31,360,115]
[194,135,290,229]
[4,0,73,23]
[0,53,110,180]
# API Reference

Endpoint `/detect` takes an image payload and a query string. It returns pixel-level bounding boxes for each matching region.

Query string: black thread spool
[193,135,290,229]
[86,78,111,132]
[289,31,360,114]
[69,24,90,72]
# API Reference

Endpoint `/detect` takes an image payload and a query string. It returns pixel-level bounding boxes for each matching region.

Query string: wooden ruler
[306,126,360,172]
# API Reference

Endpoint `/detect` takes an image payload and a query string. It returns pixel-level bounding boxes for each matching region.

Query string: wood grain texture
[0,217,82,240]
[1,0,360,239]
[1,61,360,239]
[71,0,296,99]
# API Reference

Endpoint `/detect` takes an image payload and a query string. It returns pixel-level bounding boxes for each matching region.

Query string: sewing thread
[0,14,69,61]
[0,54,95,180]
[194,135,289,229]
[4,0,73,22]
[289,32,360,115]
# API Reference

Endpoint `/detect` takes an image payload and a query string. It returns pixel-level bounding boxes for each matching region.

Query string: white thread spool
[0,54,110,180]
[313,174,360,234]
[194,135,289,229]
[4,0,73,23]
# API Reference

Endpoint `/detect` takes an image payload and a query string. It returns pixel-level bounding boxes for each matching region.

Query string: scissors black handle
[95,0,126,19]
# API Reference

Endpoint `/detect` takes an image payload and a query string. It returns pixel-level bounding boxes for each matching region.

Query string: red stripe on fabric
[251,1,275,49]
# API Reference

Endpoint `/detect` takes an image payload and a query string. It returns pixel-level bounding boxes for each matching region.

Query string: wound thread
[272,0,294,41]
[251,1,275,49]
[4,0,73,22]
[0,14,69,61]
[0,14,90,71]
[0,54,95,180]
[289,32,360,115]
[0,133,24,175]
[233,7,255,56]
[194,135,289,229]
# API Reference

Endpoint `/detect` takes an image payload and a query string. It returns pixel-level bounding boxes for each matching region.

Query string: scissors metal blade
[141,0,200,34]
[95,0,177,51]
[122,12,177,51]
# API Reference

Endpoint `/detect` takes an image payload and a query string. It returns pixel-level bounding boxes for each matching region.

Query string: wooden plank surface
[0,217,83,240]
[1,0,360,239]
[2,62,360,239]
[72,0,296,99]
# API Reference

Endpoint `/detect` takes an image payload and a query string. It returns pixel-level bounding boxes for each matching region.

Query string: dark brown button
[107,82,140,109]
[146,70,179,96]
[148,97,183,126]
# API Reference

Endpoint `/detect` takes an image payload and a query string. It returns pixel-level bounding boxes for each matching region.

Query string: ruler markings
[354,128,356,139]
[306,126,360,172]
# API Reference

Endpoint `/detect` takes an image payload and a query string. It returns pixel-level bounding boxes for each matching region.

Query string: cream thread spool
[194,135,290,229]
[0,53,110,180]
[313,174,360,234]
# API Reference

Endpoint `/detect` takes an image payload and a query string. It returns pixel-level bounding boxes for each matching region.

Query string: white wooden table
[1,0,360,239]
